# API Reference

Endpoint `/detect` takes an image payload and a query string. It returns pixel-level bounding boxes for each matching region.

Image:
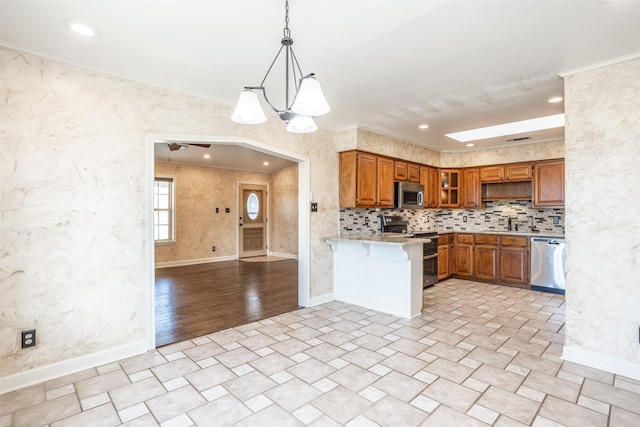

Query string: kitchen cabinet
[339,151,394,208]
[499,236,529,285]
[407,163,420,183]
[439,169,460,208]
[461,168,482,209]
[454,234,473,278]
[394,160,407,181]
[437,234,453,280]
[474,234,498,281]
[480,163,532,183]
[533,159,565,207]
[420,166,439,209]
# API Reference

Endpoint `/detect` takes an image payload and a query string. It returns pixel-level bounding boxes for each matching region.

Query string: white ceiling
[2,0,639,157]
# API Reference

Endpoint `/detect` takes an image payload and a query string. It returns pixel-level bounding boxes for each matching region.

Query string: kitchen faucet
[507,217,513,231]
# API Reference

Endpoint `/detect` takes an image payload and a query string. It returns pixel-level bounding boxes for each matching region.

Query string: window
[154,177,174,242]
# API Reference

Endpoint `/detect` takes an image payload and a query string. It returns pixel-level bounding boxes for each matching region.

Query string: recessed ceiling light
[445,114,565,143]
[263,161,269,166]
[203,154,210,159]
[547,96,563,103]
[64,20,100,38]
[466,143,475,147]
[418,124,429,129]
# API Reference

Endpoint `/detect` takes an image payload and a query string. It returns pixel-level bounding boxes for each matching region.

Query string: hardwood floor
[154,259,299,347]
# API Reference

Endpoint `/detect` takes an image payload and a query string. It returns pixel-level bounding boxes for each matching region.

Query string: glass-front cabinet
[439,169,460,208]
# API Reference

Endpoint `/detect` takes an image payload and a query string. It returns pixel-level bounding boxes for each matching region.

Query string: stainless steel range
[380,215,439,288]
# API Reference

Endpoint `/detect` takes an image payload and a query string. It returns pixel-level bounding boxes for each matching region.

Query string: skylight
[445,114,565,143]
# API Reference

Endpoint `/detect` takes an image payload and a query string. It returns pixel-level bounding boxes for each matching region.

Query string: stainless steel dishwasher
[530,237,566,294]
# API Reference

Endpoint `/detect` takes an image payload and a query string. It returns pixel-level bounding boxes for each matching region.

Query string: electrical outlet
[211,246,216,252]
[553,216,560,225]
[215,207,219,213]
[225,208,230,213]
[22,329,36,348]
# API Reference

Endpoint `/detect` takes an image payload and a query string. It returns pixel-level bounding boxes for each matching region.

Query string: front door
[239,184,268,258]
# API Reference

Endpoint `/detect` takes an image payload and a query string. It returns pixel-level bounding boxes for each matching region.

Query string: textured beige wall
[440,140,565,167]
[154,162,271,263]
[270,163,299,256]
[563,57,640,376]
[0,47,338,379]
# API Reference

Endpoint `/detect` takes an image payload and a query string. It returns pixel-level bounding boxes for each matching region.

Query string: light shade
[286,115,318,133]
[291,75,330,117]
[231,90,267,124]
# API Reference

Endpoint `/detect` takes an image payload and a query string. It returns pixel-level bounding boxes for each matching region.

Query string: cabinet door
[439,169,460,208]
[454,244,473,277]
[356,152,378,207]
[480,166,504,182]
[499,246,528,284]
[506,163,533,181]
[377,157,395,207]
[533,160,564,207]
[421,166,439,208]
[474,245,498,281]
[438,244,450,279]
[394,161,407,181]
[407,163,420,183]
[461,168,481,209]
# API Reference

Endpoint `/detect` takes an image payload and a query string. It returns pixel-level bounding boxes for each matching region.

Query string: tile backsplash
[340,201,565,235]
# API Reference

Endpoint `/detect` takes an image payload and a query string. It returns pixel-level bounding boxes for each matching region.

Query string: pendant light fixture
[231,0,330,133]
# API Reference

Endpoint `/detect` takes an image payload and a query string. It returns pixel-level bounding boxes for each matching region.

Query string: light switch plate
[310,202,318,212]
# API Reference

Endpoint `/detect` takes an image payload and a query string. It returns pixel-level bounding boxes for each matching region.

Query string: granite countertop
[324,234,432,245]
[438,230,565,238]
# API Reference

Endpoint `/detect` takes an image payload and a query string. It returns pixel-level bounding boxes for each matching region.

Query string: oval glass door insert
[247,192,259,220]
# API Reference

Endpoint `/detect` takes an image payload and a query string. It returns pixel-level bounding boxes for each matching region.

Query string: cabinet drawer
[480,166,504,182]
[438,234,452,245]
[475,234,498,245]
[499,235,528,247]
[456,234,473,244]
[505,163,533,181]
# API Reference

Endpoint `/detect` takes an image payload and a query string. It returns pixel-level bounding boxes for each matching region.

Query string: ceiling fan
[167,142,211,151]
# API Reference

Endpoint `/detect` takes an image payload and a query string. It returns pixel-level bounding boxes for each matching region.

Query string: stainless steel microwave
[395,182,424,209]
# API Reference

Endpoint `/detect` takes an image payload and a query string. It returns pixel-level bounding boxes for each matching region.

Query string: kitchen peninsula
[324,234,429,318]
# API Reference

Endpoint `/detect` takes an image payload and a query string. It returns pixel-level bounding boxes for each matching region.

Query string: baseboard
[156,256,237,268]
[267,252,298,259]
[0,340,149,395]
[308,292,335,307]
[563,346,640,381]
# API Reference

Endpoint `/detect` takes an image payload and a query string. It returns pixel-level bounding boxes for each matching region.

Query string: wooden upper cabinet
[439,169,460,208]
[377,157,395,207]
[481,163,532,182]
[339,151,395,208]
[461,168,482,209]
[506,163,533,181]
[533,159,565,207]
[480,166,505,182]
[394,161,407,181]
[407,163,420,183]
[420,166,439,208]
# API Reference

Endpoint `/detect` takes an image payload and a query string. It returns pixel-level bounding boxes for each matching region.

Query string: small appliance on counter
[380,215,438,287]
[394,182,424,209]
[530,237,566,294]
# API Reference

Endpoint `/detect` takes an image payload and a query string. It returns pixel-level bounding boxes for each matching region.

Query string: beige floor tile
[327,364,380,393]
[184,363,236,391]
[511,352,562,376]
[0,384,45,416]
[421,405,489,427]
[182,342,225,362]
[187,393,250,426]
[424,341,470,362]
[207,328,247,346]
[269,337,311,356]
[539,395,608,427]
[44,369,98,391]
[318,330,356,346]
[310,386,372,424]
[387,337,429,356]
[393,325,429,341]
[523,371,581,403]
[13,394,80,427]
[248,351,296,376]
[559,361,614,385]
[238,403,304,427]
[381,352,427,376]
[371,371,426,402]
[500,337,547,357]
[422,378,481,413]
[303,342,347,362]
[118,412,159,426]
[286,358,336,384]
[223,370,277,401]
[477,386,540,425]
[471,364,525,393]
[351,335,391,351]
[364,395,427,426]
[339,347,386,369]
[265,378,322,412]
[150,357,200,383]
[424,357,473,384]
[308,414,343,427]
[581,378,640,414]
[466,346,514,368]
[610,406,640,427]
[50,402,119,427]
[146,385,205,423]
[75,370,130,400]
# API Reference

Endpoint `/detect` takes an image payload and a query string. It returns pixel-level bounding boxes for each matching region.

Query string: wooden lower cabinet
[474,245,498,281]
[446,232,529,287]
[438,244,450,280]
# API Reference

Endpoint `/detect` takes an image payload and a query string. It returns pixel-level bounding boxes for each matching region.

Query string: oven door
[423,253,438,287]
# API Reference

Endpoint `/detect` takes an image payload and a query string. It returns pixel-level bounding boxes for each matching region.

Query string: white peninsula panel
[324,236,424,318]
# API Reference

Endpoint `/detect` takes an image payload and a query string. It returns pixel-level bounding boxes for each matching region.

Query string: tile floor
[2,279,640,426]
